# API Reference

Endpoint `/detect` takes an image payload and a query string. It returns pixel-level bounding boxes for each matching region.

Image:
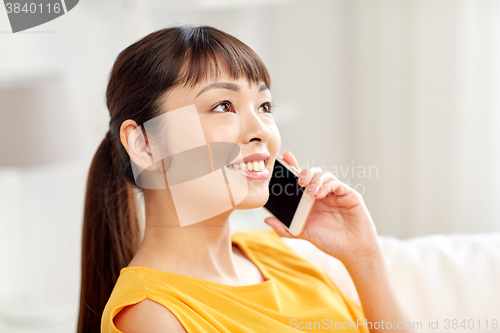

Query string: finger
[315,179,354,199]
[298,167,326,187]
[307,172,336,196]
[264,216,295,238]
[282,150,301,173]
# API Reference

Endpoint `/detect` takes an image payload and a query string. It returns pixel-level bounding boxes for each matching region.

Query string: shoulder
[114,299,186,333]
[102,268,183,332]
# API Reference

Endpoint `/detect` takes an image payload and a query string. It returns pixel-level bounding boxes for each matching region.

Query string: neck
[129,189,241,282]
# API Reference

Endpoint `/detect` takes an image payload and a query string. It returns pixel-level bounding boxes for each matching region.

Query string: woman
[78,25,415,333]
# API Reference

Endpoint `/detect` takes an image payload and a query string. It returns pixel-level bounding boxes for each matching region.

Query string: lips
[225,165,270,180]
[225,152,271,180]
[228,152,270,165]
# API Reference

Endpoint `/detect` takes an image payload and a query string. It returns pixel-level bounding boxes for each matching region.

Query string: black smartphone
[264,155,315,236]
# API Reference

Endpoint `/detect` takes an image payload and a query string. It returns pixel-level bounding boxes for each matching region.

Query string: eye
[258,102,273,114]
[212,101,233,113]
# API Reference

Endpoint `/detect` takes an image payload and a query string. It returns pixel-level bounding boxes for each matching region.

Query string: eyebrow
[195,82,268,98]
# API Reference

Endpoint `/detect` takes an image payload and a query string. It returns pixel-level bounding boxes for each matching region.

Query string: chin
[233,188,269,210]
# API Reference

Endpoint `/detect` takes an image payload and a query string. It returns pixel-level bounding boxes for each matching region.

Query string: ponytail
[77,131,140,333]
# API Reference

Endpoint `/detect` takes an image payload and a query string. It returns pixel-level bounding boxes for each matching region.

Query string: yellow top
[101,229,368,332]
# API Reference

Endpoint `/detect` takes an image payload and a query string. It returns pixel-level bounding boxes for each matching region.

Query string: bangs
[173,26,271,89]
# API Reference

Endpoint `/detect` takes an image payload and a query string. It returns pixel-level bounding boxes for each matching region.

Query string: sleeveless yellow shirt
[101,229,368,332]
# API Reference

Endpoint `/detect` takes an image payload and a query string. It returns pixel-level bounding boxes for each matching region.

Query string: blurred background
[1,0,500,331]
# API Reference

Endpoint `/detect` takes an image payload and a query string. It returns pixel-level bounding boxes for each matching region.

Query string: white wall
[261,0,500,239]
[1,0,500,330]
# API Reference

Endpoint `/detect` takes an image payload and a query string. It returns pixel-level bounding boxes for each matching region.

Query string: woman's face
[159,73,281,210]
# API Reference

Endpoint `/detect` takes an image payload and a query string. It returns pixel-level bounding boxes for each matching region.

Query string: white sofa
[282,233,500,333]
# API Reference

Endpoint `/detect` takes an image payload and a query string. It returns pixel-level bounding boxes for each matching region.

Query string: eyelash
[210,100,274,114]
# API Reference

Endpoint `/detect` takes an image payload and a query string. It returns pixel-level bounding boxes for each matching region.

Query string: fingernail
[299,175,308,184]
[308,184,317,194]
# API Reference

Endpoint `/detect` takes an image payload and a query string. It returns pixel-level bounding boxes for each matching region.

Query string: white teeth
[227,161,266,171]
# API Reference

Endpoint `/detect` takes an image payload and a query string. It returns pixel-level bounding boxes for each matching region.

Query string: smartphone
[264,154,316,236]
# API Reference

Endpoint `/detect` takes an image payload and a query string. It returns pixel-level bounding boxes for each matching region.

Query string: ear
[120,120,160,172]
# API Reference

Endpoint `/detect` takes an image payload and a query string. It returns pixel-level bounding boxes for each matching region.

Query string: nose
[240,105,272,144]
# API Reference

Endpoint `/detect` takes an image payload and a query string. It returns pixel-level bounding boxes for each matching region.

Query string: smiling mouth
[225,161,270,181]
[226,160,266,172]
[225,152,270,172]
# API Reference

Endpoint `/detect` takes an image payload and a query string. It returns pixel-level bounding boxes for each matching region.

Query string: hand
[264,150,381,266]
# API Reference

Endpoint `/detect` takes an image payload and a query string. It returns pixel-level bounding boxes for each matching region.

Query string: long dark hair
[77,25,271,332]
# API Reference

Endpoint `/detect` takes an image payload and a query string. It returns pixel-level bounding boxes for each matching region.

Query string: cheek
[202,123,240,143]
[199,115,238,143]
